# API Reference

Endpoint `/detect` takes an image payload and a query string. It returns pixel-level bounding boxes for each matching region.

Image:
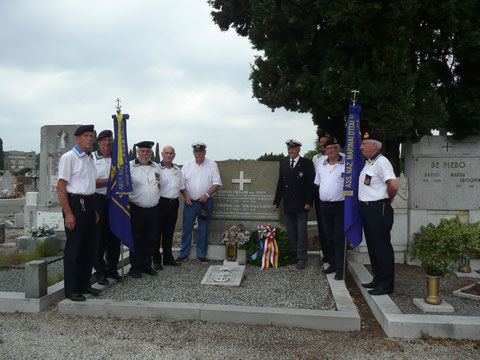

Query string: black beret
[135,141,154,149]
[97,130,113,142]
[362,132,383,143]
[74,125,94,136]
[317,131,332,139]
[325,137,339,147]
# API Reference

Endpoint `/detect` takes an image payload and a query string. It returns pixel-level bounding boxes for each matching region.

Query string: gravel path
[99,255,335,310]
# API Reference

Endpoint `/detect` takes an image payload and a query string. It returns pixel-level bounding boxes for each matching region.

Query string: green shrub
[411,217,463,276]
[47,272,64,287]
[35,239,58,258]
[243,227,293,267]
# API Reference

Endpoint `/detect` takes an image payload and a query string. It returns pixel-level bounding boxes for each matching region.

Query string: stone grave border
[348,261,480,340]
[0,250,130,313]
[58,254,360,332]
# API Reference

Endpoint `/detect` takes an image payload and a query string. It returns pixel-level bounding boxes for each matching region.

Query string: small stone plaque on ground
[201,264,246,287]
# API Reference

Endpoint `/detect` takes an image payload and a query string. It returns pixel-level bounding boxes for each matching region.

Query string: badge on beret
[364,132,370,139]
[364,174,372,185]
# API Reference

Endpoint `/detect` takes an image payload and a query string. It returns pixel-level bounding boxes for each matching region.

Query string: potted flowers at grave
[222,223,251,262]
[26,224,59,254]
[411,218,461,305]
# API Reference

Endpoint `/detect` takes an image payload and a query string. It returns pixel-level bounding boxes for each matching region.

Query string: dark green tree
[130,144,137,161]
[155,143,161,163]
[0,138,4,171]
[209,0,480,173]
[257,152,288,161]
[92,130,99,152]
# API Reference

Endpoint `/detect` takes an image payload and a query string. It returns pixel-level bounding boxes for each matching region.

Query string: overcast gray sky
[0,0,318,164]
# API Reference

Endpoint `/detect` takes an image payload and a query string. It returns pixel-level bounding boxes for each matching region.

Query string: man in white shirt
[358,132,398,295]
[314,137,345,280]
[57,124,100,301]
[129,141,161,278]
[176,142,222,263]
[92,130,121,285]
[152,145,185,269]
[312,131,331,263]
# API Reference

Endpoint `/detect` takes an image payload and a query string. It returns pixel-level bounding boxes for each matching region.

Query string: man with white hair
[152,145,185,269]
[176,142,222,263]
[358,132,398,295]
[273,139,315,269]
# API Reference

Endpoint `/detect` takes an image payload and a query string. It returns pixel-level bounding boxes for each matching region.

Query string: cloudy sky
[0,0,318,164]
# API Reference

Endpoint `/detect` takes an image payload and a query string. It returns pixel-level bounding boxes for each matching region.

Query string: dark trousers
[63,194,95,297]
[360,200,395,290]
[285,211,309,260]
[94,194,121,277]
[320,201,345,275]
[153,197,179,265]
[130,203,158,272]
[314,190,329,261]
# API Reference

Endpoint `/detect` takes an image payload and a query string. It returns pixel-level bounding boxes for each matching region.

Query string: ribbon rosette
[251,224,278,270]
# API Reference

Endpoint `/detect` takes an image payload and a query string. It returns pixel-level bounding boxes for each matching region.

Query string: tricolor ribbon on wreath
[251,224,278,270]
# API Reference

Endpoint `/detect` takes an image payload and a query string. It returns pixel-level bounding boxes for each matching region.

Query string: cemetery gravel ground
[1,273,480,358]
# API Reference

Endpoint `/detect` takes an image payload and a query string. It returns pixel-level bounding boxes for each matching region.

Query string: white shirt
[159,161,185,199]
[314,155,345,202]
[358,154,396,201]
[93,151,111,195]
[129,159,161,208]
[58,145,96,195]
[182,157,222,200]
[312,153,326,172]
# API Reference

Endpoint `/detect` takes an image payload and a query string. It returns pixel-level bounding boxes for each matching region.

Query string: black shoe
[69,293,86,302]
[361,281,378,289]
[82,287,101,296]
[96,275,109,286]
[296,259,306,269]
[163,260,180,266]
[334,273,344,281]
[175,256,187,262]
[130,271,142,278]
[198,257,208,263]
[322,266,335,274]
[106,272,122,280]
[153,263,164,271]
[142,267,158,276]
[368,287,393,296]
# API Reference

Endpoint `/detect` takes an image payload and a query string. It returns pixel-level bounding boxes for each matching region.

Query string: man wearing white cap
[176,142,222,263]
[273,139,315,269]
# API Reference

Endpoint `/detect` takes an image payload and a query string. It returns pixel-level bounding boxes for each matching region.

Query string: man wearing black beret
[57,124,100,301]
[359,132,398,295]
[273,139,315,269]
[92,130,122,285]
[128,141,161,278]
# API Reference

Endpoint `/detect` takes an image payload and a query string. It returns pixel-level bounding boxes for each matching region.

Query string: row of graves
[1,124,479,339]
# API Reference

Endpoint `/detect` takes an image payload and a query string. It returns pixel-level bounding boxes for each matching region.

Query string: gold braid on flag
[116,112,124,168]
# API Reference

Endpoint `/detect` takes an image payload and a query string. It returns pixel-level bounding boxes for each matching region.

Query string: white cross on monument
[232,171,252,191]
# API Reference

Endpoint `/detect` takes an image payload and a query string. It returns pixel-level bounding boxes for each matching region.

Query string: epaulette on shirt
[322,154,345,165]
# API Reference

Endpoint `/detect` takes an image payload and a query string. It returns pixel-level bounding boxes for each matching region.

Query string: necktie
[291,159,295,168]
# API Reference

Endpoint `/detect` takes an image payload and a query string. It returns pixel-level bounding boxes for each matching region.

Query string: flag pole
[114,98,125,284]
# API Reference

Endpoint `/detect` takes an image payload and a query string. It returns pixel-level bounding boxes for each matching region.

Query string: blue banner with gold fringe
[343,105,363,247]
[107,110,134,252]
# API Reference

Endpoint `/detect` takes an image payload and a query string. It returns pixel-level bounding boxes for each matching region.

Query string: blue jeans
[178,199,214,259]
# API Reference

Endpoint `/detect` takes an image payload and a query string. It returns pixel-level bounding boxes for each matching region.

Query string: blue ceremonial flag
[107,110,134,252]
[343,104,364,247]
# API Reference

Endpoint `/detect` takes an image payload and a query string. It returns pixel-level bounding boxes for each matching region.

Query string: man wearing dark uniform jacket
[273,139,315,269]
[359,132,398,296]
[57,124,101,301]
[152,145,185,269]
[129,141,161,278]
[93,130,122,285]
